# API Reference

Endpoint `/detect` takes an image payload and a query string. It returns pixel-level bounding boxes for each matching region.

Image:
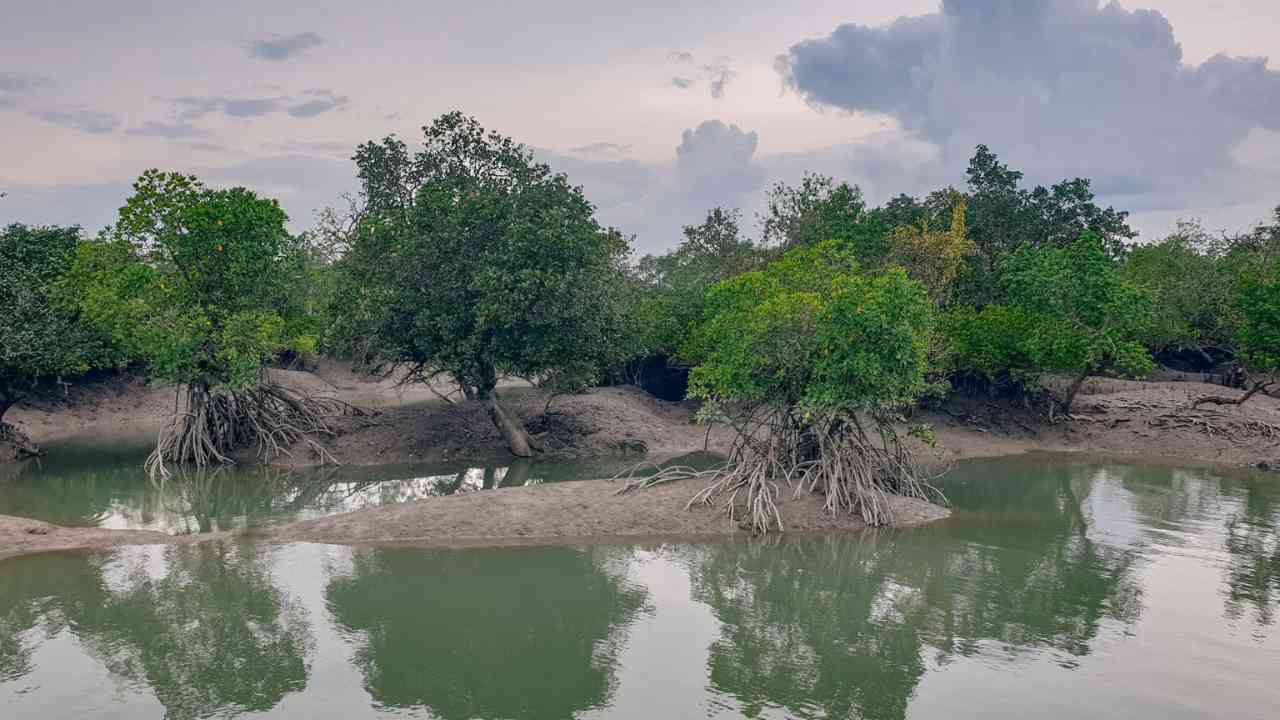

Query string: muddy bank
[2,360,459,454]
[263,477,948,548]
[0,477,947,560]
[0,514,222,562]
[312,385,733,466]
[11,361,1280,471]
[925,377,1280,468]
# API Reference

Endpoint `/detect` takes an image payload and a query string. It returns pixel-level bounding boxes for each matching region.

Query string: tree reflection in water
[0,542,312,720]
[680,461,1147,720]
[325,545,648,719]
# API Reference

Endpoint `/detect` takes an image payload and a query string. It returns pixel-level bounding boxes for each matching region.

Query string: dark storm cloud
[28,107,120,134]
[125,121,209,138]
[776,0,1280,205]
[248,32,326,61]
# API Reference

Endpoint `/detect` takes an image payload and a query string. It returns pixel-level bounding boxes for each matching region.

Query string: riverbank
[8,364,1278,470]
[925,376,1280,468]
[0,476,948,560]
[4,366,1280,560]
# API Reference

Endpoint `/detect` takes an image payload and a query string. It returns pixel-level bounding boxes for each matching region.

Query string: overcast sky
[2,0,1278,253]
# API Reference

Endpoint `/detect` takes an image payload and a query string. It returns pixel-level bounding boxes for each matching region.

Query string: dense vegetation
[0,224,123,456]
[329,113,631,455]
[62,171,358,476]
[3,111,1278,528]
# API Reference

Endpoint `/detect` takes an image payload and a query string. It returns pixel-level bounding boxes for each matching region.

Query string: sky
[2,0,1278,254]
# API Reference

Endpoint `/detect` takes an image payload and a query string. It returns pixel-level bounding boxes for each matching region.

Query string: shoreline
[3,367,1280,561]
[0,476,949,561]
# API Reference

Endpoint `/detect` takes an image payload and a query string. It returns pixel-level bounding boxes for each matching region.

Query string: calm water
[0,436,704,534]
[2,454,1279,719]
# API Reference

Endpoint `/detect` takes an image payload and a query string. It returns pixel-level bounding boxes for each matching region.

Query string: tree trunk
[1193,379,1273,408]
[503,458,533,487]
[0,392,41,458]
[1062,368,1091,414]
[485,392,534,457]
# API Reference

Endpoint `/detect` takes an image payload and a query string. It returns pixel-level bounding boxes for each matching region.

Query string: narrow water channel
[2,453,1278,718]
[0,436,714,534]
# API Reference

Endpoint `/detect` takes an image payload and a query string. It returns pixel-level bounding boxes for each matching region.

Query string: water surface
[0,437,702,534]
[2,454,1278,718]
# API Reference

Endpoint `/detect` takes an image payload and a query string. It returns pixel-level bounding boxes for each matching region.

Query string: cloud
[702,62,735,99]
[286,89,349,118]
[28,107,120,134]
[248,32,325,61]
[0,72,52,94]
[568,141,633,158]
[540,119,766,253]
[224,97,283,117]
[1,153,355,234]
[664,53,736,99]
[776,0,1280,213]
[167,89,347,121]
[0,72,52,108]
[125,121,209,138]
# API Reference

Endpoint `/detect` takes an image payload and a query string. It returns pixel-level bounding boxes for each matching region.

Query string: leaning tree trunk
[483,391,534,458]
[1061,368,1092,416]
[0,394,41,459]
[1193,379,1274,408]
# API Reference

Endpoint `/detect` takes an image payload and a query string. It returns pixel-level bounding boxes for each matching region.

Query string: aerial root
[614,408,946,534]
[0,422,41,458]
[146,382,374,480]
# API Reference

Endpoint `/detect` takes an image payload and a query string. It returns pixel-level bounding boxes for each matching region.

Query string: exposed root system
[616,407,945,533]
[0,422,41,459]
[146,381,372,479]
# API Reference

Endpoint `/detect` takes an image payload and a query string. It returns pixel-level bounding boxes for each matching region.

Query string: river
[1,452,1278,718]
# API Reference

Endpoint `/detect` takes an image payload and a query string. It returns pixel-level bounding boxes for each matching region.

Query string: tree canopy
[0,224,122,455]
[67,170,346,474]
[1000,233,1154,410]
[335,112,632,455]
[73,170,315,391]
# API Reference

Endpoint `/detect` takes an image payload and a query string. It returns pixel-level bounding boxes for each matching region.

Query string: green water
[2,454,1279,718]
[0,436,704,534]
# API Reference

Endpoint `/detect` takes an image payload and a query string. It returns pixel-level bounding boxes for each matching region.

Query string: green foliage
[760,174,890,263]
[70,170,312,391]
[1001,233,1154,396]
[1234,266,1280,379]
[957,145,1136,305]
[686,241,934,414]
[336,112,630,395]
[0,224,122,408]
[942,305,1036,382]
[629,208,761,359]
[1123,221,1232,353]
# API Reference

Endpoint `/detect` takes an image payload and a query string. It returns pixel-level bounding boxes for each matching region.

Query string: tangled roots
[615,408,944,534]
[0,422,41,459]
[146,383,371,480]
